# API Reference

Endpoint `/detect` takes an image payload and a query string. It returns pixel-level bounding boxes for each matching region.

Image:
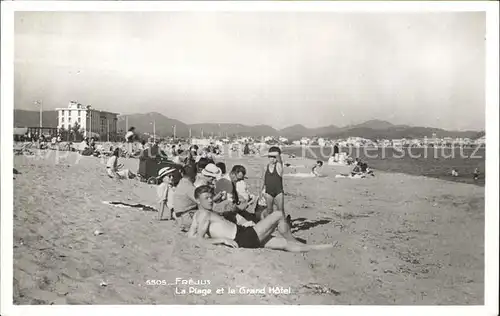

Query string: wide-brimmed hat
[158,166,176,179]
[201,163,222,178]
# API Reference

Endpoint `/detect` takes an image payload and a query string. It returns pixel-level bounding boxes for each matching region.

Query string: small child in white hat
[157,166,180,221]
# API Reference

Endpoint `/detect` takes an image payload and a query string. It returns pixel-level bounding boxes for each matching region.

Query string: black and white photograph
[1,1,498,315]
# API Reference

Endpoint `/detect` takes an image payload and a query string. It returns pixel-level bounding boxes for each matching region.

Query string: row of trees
[58,122,120,142]
[58,122,85,142]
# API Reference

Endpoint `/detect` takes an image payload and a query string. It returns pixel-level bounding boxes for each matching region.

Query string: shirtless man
[188,185,334,252]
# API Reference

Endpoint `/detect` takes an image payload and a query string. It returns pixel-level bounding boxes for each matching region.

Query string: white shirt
[194,174,210,188]
[125,131,134,141]
[80,141,89,151]
[235,180,254,201]
[172,156,182,164]
[157,183,175,210]
[106,156,118,170]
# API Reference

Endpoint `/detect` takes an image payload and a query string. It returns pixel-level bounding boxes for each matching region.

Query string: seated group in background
[336,158,374,179]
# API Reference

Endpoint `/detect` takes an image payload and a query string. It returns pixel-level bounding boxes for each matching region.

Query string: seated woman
[106,148,136,180]
[311,161,326,177]
[336,162,366,179]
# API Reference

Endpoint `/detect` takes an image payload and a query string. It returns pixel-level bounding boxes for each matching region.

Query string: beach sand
[13,151,484,304]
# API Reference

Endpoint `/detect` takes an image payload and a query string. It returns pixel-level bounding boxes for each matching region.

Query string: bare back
[188,209,237,240]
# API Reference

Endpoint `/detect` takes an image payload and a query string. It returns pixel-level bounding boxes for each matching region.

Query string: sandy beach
[13,150,484,305]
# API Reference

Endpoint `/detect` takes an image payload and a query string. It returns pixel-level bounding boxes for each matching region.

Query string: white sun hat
[158,166,176,178]
[201,163,222,178]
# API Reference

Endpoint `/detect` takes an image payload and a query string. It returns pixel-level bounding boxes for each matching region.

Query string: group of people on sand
[452,167,482,181]
[152,145,333,252]
[335,158,374,179]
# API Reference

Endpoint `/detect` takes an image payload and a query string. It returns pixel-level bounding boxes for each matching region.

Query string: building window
[68,117,72,123]
[78,117,81,123]
[61,116,65,122]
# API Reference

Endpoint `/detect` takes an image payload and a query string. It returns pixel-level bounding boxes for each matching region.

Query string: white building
[56,101,119,139]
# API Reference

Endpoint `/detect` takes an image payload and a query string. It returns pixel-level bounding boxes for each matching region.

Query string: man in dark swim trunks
[187,185,334,252]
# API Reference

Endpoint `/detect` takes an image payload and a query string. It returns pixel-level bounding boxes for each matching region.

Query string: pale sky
[14,12,485,131]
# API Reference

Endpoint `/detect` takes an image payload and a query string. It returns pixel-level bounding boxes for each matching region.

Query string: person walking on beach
[473,168,480,181]
[187,185,334,252]
[125,127,137,157]
[333,143,340,161]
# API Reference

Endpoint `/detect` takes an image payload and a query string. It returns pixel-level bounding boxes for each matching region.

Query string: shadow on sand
[291,217,332,233]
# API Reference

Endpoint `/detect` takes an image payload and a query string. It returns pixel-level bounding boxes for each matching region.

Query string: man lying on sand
[187,185,334,252]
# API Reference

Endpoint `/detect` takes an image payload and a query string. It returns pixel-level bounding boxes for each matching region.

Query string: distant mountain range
[14,109,483,140]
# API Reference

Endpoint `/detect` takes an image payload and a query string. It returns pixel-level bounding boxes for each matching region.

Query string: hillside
[116,112,190,137]
[13,109,483,140]
[14,110,58,128]
[348,119,398,130]
[279,124,312,138]
[188,123,278,138]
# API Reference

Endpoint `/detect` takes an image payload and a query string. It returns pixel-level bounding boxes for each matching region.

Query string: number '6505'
[146,280,167,286]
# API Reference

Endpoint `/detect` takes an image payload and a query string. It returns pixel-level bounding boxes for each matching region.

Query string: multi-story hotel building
[56,101,119,140]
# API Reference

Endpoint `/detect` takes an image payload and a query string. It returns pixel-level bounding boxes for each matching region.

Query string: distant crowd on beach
[14,126,483,185]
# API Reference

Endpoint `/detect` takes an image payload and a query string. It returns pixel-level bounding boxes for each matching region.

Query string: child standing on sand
[473,168,480,181]
[157,166,181,221]
[259,147,294,240]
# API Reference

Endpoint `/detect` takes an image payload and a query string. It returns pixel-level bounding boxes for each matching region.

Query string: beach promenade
[13,151,484,304]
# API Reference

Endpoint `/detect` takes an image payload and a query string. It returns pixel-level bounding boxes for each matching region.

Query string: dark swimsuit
[264,164,283,198]
[221,183,260,248]
[234,225,261,248]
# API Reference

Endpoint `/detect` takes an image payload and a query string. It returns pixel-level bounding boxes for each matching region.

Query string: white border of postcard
[1,1,499,316]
